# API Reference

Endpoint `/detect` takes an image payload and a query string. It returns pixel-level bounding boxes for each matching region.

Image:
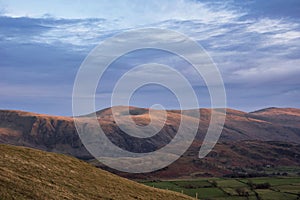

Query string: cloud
[0,0,242,25]
[0,83,71,98]
[246,18,296,34]
[231,58,300,84]
[0,0,300,115]
[0,0,244,48]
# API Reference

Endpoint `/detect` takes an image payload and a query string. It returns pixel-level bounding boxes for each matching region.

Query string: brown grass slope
[1,106,300,157]
[0,144,192,200]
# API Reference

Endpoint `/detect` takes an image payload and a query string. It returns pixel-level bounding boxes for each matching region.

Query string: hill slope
[0,107,300,158]
[126,140,300,178]
[0,144,192,200]
[0,107,300,178]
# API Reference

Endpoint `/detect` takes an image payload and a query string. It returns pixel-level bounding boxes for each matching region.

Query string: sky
[1,0,300,116]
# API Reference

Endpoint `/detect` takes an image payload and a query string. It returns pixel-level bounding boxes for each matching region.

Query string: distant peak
[250,107,300,115]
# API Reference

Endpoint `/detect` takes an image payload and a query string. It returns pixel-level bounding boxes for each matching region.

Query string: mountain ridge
[1,106,300,178]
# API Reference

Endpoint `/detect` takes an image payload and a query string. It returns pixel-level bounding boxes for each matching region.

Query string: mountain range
[0,106,299,178]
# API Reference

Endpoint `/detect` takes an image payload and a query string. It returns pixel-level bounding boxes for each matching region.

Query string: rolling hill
[0,106,300,178]
[0,144,192,200]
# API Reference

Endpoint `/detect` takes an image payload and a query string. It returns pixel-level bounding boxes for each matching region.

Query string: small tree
[255,182,270,189]
[211,180,218,187]
[236,188,249,197]
[247,180,255,190]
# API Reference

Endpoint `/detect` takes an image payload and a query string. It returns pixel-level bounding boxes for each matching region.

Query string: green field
[142,177,300,199]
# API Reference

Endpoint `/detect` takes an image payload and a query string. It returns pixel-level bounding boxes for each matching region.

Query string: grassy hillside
[142,177,300,199]
[0,144,192,200]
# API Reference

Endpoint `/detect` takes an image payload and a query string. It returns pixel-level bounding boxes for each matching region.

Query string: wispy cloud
[0,0,300,114]
[0,0,242,25]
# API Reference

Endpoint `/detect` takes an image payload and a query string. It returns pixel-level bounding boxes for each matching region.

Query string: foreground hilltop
[0,144,192,200]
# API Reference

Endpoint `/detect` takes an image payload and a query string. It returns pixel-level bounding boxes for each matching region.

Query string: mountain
[0,144,192,200]
[123,140,300,179]
[0,110,90,159]
[0,106,300,178]
[249,107,300,129]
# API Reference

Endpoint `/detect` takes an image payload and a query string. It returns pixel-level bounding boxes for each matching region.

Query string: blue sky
[1,0,300,115]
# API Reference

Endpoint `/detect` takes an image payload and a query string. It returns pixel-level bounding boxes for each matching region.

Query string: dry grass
[0,144,192,200]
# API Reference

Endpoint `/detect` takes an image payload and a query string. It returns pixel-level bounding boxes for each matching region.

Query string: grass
[263,166,300,176]
[0,144,193,200]
[244,177,300,186]
[215,179,247,188]
[276,184,300,193]
[143,181,226,199]
[1,144,299,200]
[191,188,225,199]
[142,177,300,199]
[255,189,298,200]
